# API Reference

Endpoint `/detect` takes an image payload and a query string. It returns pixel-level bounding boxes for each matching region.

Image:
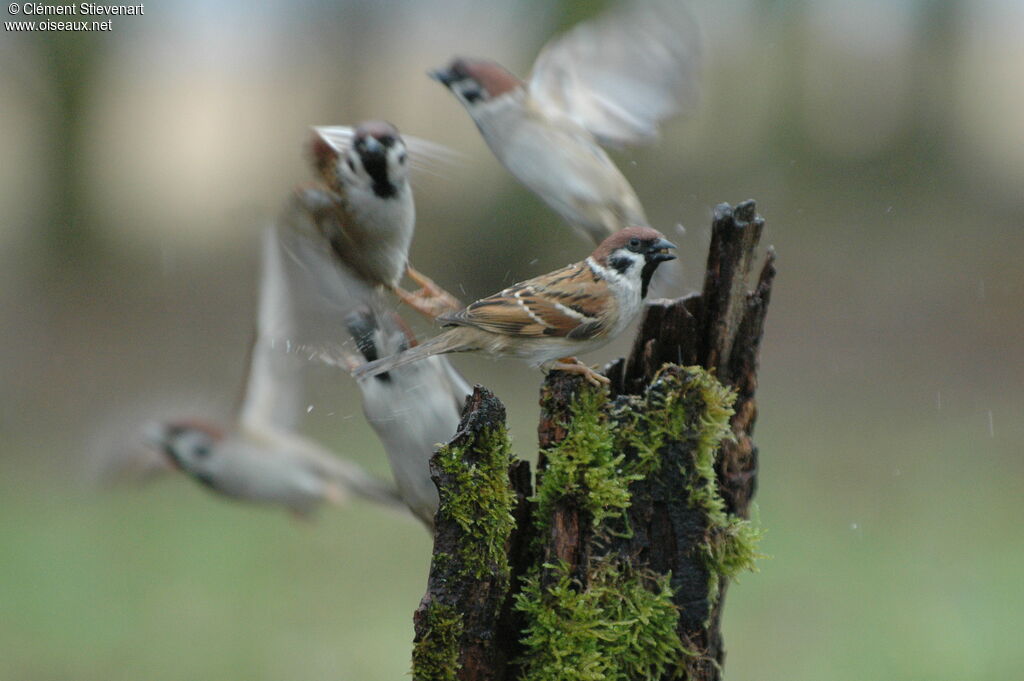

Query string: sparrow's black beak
[647,237,677,263]
[429,67,456,88]
[352,133,401,199]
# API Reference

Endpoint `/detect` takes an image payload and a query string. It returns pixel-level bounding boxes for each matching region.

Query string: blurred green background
[2,1,1022,679]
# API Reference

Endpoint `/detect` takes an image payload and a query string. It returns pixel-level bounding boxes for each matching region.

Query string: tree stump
[412,201,775,681]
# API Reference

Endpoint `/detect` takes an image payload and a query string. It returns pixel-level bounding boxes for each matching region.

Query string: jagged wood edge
[413,200,774,681]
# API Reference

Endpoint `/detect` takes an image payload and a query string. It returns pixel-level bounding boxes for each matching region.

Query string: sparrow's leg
[550,357,611,387]
[394,265,462,319]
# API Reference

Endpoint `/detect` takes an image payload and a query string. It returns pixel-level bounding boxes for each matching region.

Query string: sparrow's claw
[551,357,611,387]
[395,266,462,319]
[393,285,460,319]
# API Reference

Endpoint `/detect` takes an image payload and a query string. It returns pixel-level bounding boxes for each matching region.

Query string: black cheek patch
[608,255,634,274]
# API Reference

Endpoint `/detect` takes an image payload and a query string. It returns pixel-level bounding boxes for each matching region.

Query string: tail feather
[321,457,406,510]
[351,332,462,380]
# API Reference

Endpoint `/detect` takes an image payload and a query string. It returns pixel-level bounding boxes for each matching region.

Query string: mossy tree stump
[412,201,775,681]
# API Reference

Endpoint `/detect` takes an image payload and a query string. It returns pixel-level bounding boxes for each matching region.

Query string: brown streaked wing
[439,262,613,340]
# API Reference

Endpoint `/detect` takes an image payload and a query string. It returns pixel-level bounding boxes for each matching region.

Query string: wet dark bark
[414,201,774,681]
[412,387,532,681]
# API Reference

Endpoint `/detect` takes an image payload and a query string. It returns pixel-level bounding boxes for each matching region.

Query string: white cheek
[591,253,643,286]
[387,151,409,183]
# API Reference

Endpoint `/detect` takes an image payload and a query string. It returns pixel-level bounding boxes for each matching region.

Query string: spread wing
[440,262,612,341]
[314,125,463,177]
[237,225,308,437]
[529,0,702,148]
[280,186,386,290]
[239,214,375,435]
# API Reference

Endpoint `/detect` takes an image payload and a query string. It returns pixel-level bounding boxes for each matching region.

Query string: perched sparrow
[289,121,460,319]
[431,0,701,245]
[146,226,404,517]
[353,226,676,386]
[343,306,471,529]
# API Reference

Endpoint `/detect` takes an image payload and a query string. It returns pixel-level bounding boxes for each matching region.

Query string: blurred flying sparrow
[291,121,460,319]
[352,226,676,386]
[343,306,471,529]
[146,226,404,517]
[430,0,701,246]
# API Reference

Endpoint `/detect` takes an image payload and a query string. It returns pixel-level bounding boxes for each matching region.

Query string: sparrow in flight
[430,0,701,245]
[145,226,404,517]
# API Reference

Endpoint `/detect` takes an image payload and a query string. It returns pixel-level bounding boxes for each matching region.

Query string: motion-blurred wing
[276,186,384,329]
[314,125,463,176]
[237,226,308,436]
[237,229,407,511]
[529,0,702,147]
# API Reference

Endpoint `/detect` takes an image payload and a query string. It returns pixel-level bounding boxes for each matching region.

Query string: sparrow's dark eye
[346,158,356,172]
[628,237,642,251]
[397,152,407,165]
[462,87,483,103]
[193,445,211,459]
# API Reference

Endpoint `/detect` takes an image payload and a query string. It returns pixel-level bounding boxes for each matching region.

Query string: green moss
[534,370,762,591]
[534,387,641,535]
[411,601,464,681]
[434,425,517,580]
[515,559,691,681]
[637,368,764,604]
[518,368,762,679]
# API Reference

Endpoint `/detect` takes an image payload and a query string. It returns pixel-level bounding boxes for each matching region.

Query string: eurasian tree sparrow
[352,227,676,386]
[430,0,701,246]
[146,226,404,517]
[343,306,471,529]
[292,121,460,318]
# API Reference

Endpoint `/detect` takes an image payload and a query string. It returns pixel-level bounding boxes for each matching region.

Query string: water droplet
[850,523,859,531]
[306,405,314,414]
[988,410,995,437]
